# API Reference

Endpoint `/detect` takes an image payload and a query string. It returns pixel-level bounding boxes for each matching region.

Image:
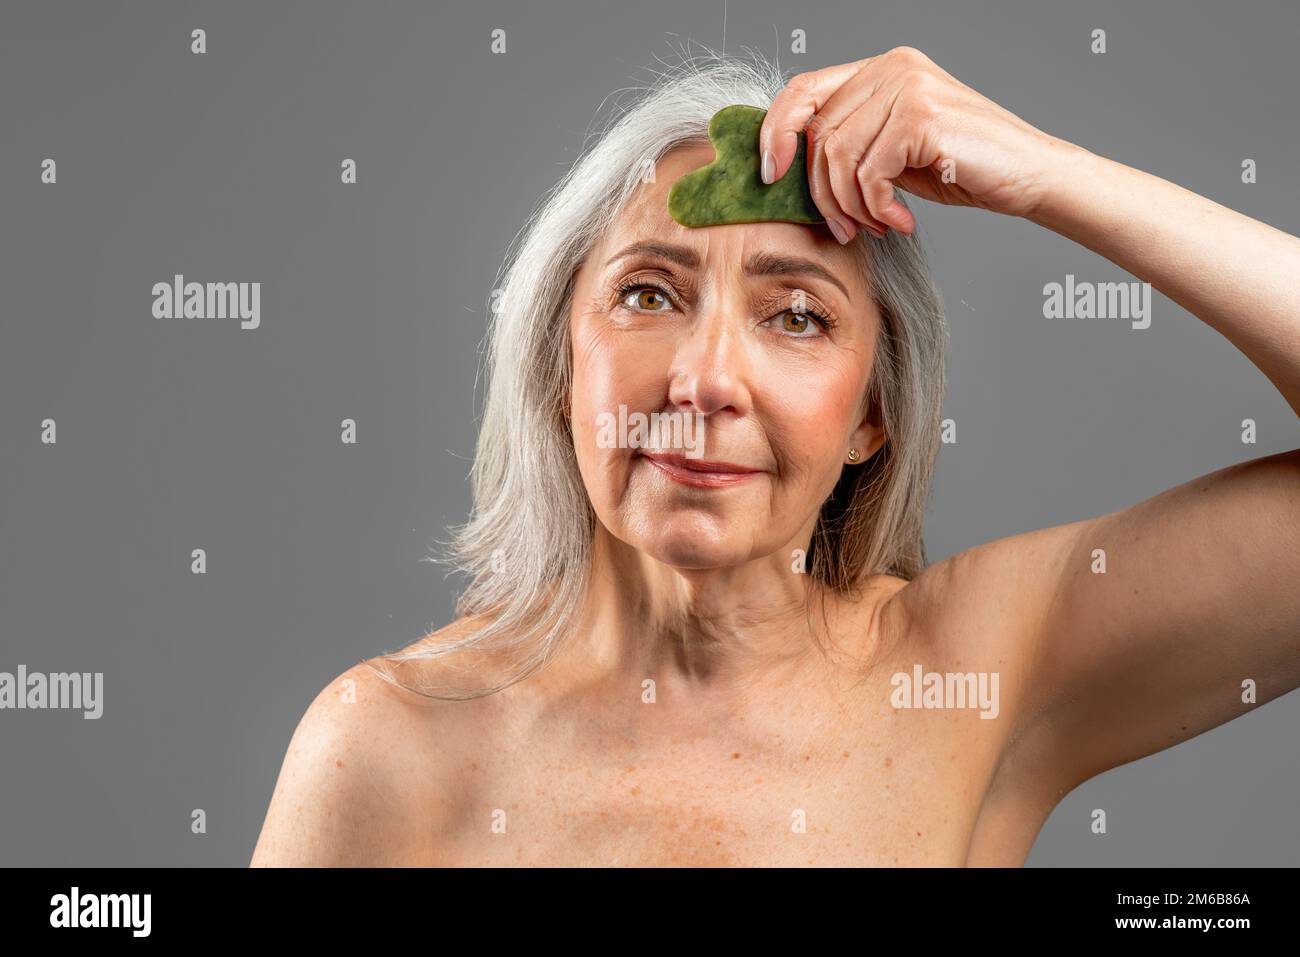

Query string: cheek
[569,320,670,494]
[571,322,666,431]
[757,354,867,480]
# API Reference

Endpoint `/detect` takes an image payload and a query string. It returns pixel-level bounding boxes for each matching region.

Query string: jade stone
[667,104,825,227]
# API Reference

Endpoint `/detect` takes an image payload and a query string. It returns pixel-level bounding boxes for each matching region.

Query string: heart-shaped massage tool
[668,104,825,227]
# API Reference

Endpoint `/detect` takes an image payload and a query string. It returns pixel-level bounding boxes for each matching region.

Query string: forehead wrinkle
[606,152,870,305]
[603,220,868,308]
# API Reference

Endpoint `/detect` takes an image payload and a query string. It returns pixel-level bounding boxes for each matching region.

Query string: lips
[637,451,762,488]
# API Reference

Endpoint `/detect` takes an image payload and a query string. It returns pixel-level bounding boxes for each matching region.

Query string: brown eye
[782,311,811,333]
[763,304,834,338]
[620,284,674,311]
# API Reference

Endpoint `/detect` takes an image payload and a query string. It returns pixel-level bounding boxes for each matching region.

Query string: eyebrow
[604,240,851,299]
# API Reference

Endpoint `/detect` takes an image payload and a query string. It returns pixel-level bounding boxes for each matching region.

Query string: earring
[847,447,860,463]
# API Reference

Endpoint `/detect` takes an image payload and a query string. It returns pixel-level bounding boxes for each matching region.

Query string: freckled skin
[249,604,1062,867]
[567,144,887,581]
[250,147,1074,869]
[250,43,1300,867]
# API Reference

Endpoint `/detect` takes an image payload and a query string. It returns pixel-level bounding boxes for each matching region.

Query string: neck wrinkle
[562,524,834,703]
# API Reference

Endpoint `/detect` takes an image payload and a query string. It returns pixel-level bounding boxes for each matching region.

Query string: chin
[627,514,761,570]
[645,542,750,570]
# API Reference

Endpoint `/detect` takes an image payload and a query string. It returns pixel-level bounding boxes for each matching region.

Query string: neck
[561,524,838,705]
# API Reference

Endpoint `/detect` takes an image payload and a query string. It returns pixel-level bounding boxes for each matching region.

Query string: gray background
[1,0,1296,866]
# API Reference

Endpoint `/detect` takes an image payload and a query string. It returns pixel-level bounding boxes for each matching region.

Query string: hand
[759,46,1077,241]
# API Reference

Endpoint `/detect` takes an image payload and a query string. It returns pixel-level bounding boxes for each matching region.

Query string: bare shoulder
[879,518,1094,679]
[877,518,1101,792]
[249,658,441,866]
[250,618,512,866]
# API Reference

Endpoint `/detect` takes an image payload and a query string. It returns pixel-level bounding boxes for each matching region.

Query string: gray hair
[369,44,947,699]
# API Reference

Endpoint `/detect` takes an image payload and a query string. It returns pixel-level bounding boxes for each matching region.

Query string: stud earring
[847,447,860,463]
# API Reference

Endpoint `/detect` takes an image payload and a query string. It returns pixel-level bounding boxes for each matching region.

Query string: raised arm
[760,47,1300,785]
[1028,142,1300,416]
[760,46,1300,414]
[965,142,1300,781]
[900,446,1300,789]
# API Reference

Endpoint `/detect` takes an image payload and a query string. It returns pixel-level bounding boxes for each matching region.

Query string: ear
[848,394,886,463]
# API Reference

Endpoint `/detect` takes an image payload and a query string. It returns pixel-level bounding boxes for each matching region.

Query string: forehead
[595,143,870,299]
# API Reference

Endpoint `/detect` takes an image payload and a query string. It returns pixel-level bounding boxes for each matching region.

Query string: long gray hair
[369,45,947,699]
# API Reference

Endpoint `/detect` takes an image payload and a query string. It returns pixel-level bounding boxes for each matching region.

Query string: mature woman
[252,48,1300,867]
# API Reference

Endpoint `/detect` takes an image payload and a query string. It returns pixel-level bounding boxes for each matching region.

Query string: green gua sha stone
[668,104,825,228]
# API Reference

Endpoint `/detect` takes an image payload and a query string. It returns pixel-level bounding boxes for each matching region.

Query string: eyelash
[614,279,839,335]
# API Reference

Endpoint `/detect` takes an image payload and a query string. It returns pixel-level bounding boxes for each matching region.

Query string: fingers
[807,113,886,242]
[759,58,874,185]
[818,90,899,236]
[764,48,947,241]
[860,138,916,234]
[828,100,920,234]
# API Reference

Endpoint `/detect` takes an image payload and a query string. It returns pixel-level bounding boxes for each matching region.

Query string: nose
[665,289,753,418]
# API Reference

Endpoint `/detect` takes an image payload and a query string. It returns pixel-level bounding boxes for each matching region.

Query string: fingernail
[827,218,852,245]
[761,149,775,185]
